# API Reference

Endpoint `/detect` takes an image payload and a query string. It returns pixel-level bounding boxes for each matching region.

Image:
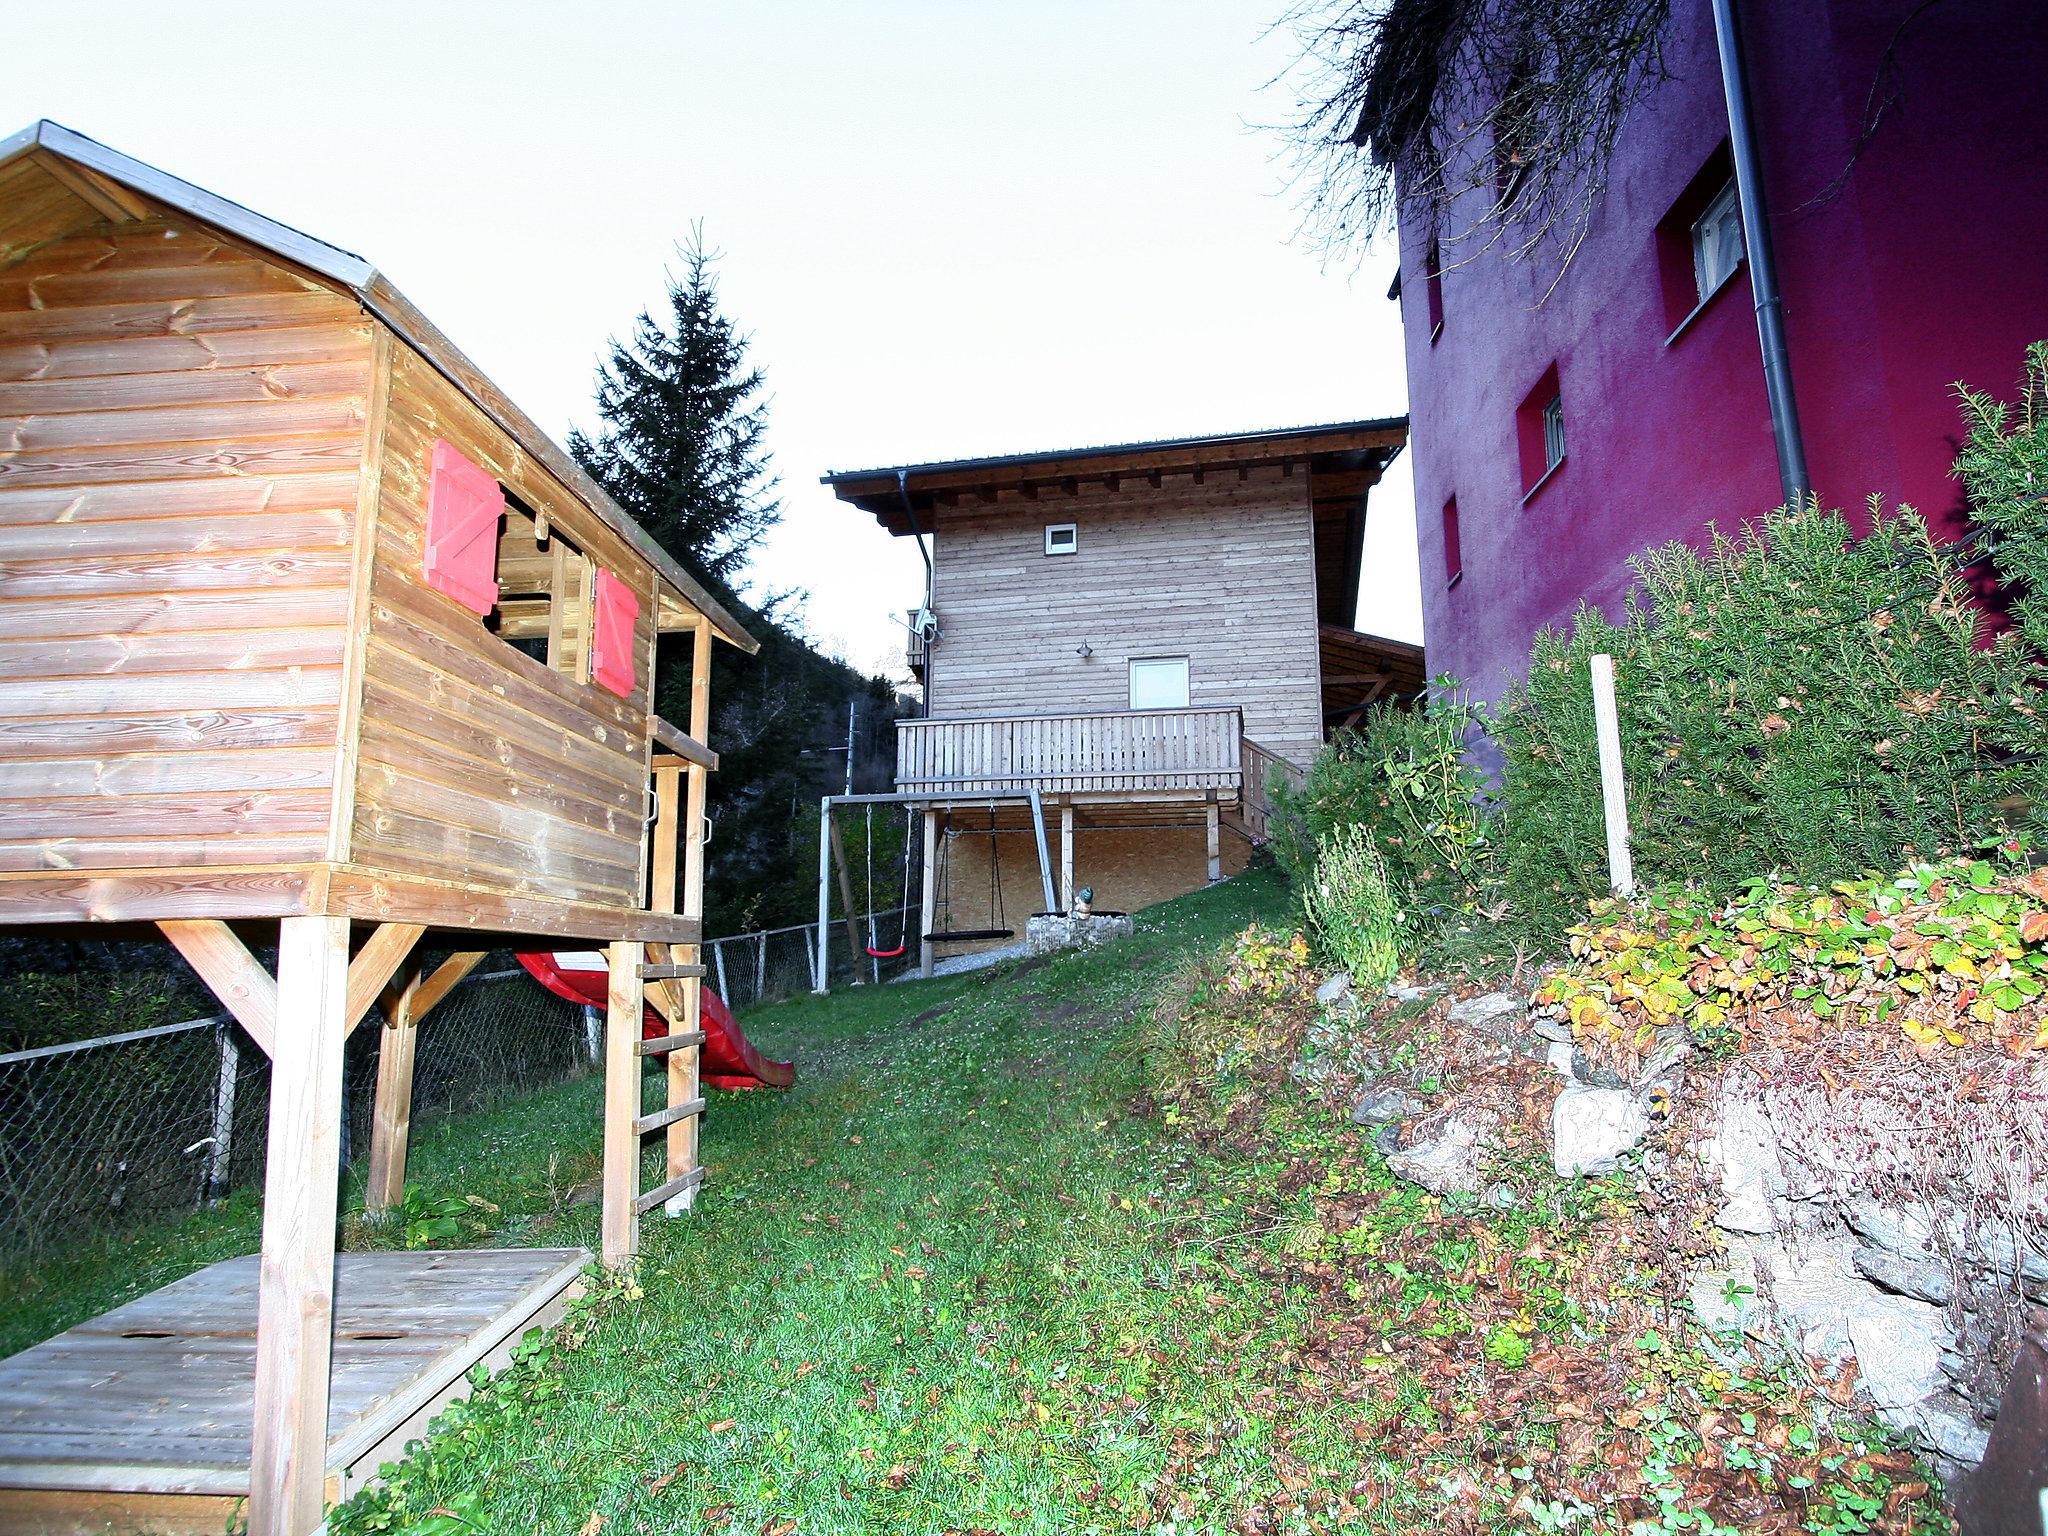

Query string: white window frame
[1541,393,1566,471]
[1044,522,1078,556]
[1127,656,1190,711]
[1691,180,1743,303]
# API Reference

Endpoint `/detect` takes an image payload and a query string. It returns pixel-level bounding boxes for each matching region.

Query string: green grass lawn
[340,865,1322,1535]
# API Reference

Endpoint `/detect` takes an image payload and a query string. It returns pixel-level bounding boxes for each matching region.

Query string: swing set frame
[811,787,1057,995]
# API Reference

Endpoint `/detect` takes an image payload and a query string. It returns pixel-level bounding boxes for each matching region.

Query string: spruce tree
[569,229,778,596]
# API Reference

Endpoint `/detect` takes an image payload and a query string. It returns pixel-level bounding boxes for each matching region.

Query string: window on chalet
[1442,496,1463,587]
[488,499,596,683]
[1128,657,1190,711]
[1044,522,1078,555]
[1655,144,1743,338]
[1516,365,1566,500]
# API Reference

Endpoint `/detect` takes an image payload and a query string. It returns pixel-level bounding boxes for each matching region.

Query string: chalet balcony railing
[895,706,1243,796]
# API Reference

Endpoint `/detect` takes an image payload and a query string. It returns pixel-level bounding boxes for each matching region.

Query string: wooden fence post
[1590,653,1636,898]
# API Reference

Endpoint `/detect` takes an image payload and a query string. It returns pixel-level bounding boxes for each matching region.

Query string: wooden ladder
[602,617,714,1266]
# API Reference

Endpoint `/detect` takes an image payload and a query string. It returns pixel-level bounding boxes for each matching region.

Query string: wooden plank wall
[0,215,370,873]
[349,344,657,908]
[927,466,1326,765]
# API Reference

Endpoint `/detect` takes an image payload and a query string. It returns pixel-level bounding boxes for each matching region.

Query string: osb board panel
[0,214,371,874]
[932,819,1252,957]
[925,467,1325,766]
[0,1248,587,1497]
[349,343,655,908]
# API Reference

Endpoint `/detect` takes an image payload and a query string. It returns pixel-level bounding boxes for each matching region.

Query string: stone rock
[1351,1087,1423,1126]
[1640,1026,1693,1086]
[1388,1109,1500,1196]
[1552,1085,1651,1177]
[1371,1121,1403,1154]
[1758,1232,1877,1364]
[1904,1391,1990,1471]
[1567,1047,1629,1092]
[1024,911,1134,957]
[1387,984,1432,1003]
[1710,1093,1786,1234]
[1854,1244,1956,1306]
[1315,971,1353,1007]
[1543,1040,1576,1079]
[1531,1016,1574,1045]
[1847,1293,1949,1408]
[1447,990,1526,1037]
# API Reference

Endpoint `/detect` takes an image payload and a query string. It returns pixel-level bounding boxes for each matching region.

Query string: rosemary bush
[1300,822,1404,987]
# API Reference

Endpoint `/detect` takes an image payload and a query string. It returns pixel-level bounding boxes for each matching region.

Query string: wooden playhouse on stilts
[0,122,756,1535]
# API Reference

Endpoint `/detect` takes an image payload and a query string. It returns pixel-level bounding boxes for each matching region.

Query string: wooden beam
[1205,796,1223,885]
[363,950,483,1216]
[160,919,277,1056]
[324,867,700,944]
[248,914,349,1536]
[602,938,643,1267]
[1060,803,1075,912]
[669,616,712,1209]
[33,151,149,222]
[646,714,718,770]
[343,923,425,1037]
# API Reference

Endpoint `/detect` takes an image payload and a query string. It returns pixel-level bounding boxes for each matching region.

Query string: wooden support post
[363,951,484,1217]
[1205,794,1222,885]
[248,914,349,1536]
[1059,803,1075,912]
[668,615,712,1214]
[601,938,644,1266]
[1590,653,1636,898]
[827,808,865,985]
[206,1023,238,1206]
[919,809,938,979]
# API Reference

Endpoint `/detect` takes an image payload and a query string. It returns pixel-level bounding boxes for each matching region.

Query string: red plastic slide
[514,951,795,1091]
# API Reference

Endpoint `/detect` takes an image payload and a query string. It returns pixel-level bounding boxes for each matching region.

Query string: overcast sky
[4,0,1420,676]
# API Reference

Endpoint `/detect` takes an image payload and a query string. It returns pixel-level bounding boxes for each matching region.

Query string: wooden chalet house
[824,422,1423,971]
[0,122,755,1536]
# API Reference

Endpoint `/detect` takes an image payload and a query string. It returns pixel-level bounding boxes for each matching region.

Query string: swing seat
[922,928,1016,943]
[865,943,908,959]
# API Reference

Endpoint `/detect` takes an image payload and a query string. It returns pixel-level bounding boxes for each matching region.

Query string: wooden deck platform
[0,1247,588,1535]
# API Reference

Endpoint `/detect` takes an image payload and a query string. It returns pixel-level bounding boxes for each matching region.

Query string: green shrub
[1493,501,2041,932]
[1956,340,2048,660]
[1300,822,1404,986]
[1270,687,1497,952]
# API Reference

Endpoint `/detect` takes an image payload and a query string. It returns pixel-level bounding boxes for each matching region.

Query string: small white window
[1128,657,1189,710]
[1541,393,1565,471]
[1691,180,1743,302]
[1044,522,1077,556]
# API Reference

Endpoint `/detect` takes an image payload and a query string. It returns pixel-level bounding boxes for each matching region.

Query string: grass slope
[341,866,1303,1535]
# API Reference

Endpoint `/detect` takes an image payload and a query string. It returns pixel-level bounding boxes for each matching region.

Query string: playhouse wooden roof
[0,120,756,653]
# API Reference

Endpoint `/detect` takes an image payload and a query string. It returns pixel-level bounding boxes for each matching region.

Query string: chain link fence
[0,953,587,1260]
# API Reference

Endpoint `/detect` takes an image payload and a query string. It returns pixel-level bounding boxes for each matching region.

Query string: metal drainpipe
[1710,0,1811,506]
[897,468,934,718]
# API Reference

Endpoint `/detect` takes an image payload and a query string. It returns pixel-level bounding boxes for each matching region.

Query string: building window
[1542,394,1566,470]
[1691,180,1742,304]
[1516,364,1565,499]
[1128,656,1189,710]
[1044,522,1077,556]
[1442,496,1462,586]
[1656,144,1742,337]
[1424,235,1444,341]
[489,499,595,681]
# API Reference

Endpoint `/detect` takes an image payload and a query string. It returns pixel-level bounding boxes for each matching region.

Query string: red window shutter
[423,440,504,615]
[590,567,641,698]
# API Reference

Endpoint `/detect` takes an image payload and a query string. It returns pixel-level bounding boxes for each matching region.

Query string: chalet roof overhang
[0,120,757,653]
[1321,623,1427,731]
[821,417,1408,535]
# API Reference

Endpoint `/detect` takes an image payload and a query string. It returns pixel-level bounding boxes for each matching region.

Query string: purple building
[1393,0,2048,699]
